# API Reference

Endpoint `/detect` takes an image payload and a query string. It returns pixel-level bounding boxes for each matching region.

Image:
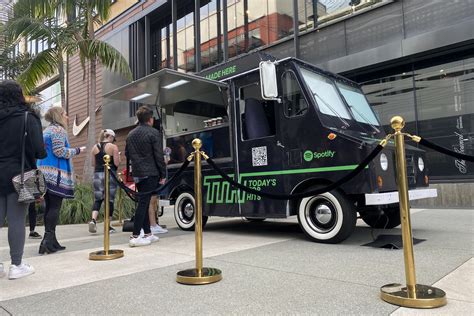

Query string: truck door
[234,74,287,218]
[278,69,312,172]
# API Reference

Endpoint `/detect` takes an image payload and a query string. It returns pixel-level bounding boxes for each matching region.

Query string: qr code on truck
[252,146,268,167]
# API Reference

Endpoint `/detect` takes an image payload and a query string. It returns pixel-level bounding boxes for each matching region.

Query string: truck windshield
[336,82,380,126]
[299,68,352,123]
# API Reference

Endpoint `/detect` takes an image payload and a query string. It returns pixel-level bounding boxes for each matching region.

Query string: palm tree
[68,0,132,182]
[6,13,77,106]
[7,0,132,182]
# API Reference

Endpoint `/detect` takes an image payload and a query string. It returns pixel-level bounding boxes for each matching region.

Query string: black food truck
[105,53,436,243]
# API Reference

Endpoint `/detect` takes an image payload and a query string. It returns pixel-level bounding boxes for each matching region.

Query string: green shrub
[58,184,136,225]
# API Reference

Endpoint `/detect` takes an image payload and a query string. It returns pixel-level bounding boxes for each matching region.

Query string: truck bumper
[365,188,438,206]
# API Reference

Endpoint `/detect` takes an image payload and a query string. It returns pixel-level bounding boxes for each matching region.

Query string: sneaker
[88,220,97,233]
[129,236,151,247]
[8,262,35,280]
[150,225,168,234]
[29,231,42,239]
[144,234,159,243]
[109,226,116,233]
[0,263,5,278]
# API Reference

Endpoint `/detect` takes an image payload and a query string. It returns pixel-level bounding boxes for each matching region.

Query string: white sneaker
[129,236,151,247]
[8,262,35,280]
[88,220,97,233]
[144,234,159,243]
[150,225,168,234]
[0,263,6,278]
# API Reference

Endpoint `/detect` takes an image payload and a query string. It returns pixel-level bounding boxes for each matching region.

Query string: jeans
[133,176,159,236]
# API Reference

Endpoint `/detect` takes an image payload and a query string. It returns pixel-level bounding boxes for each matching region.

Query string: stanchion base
[89,249,124,261]
[176,267,222,285]
[381,283,447,308]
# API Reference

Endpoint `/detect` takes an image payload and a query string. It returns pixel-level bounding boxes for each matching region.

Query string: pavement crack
[0,306,13,315]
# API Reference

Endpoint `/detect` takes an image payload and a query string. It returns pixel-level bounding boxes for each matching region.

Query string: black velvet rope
[110,159,191,198]
[418,138,474,162]
[205,144,384,200]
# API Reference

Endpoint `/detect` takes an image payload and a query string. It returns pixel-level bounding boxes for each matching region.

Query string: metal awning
[103,68,228,106]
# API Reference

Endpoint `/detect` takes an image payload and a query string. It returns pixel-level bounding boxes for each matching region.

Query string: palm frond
[17,48,60,94]
[78,39,132,80]
[13,0,62,20]
[5,16,53,43]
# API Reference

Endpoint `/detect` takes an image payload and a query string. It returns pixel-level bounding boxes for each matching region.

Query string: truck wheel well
[289,178,345,215]
[169,185,194,203]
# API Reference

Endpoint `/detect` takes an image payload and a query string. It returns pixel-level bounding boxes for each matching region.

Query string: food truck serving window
[163,100,231,165]
[299,68,352,120]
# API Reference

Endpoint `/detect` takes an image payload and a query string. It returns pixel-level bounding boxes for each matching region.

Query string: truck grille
[405,154,416,186]
[394,153,417,187]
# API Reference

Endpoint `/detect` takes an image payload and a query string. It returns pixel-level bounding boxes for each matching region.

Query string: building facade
[66,0,474,207]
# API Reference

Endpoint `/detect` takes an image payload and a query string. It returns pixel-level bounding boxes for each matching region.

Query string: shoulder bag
[11,112,47,203]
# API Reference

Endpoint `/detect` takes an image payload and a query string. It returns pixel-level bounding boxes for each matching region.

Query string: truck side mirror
[259,61,281,102]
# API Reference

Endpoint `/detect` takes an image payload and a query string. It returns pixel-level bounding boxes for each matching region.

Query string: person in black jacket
[125,106,166,247]
[0,81,46,280]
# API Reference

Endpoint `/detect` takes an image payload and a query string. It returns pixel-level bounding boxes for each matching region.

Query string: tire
[174,192,208,231]
[297,190,356,243]
[361,204,401,229]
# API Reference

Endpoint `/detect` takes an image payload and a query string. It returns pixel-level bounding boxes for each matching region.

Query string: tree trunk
[82,16,97,184]
[82,58,97,183]
[58,54,66,111]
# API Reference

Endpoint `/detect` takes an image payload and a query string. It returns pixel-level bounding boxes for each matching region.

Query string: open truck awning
[103,68,228,106]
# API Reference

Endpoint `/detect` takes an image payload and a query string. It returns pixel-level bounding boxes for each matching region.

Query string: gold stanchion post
[176,139,222,285]
[380,116,446,308]
[112,173,124,227]
[89,155,124,261]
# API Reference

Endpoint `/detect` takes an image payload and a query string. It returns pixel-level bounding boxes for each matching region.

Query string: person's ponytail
[98,130,106,142]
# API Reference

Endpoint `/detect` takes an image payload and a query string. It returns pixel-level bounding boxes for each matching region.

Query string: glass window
[336,82,379,126]
[299,67,351,119]
[37,81,62,125]
[414,58,474,179]
[282,71,308,117]
[360,71,417,135]
[239,82,276,140]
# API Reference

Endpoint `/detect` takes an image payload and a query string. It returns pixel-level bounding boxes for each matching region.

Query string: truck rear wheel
[297,190,356,243]
[174,192,208,231]
[361,204,401,229]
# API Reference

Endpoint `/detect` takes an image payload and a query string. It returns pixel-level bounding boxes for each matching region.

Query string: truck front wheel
[297,190,356,243]
[174,192,208,231]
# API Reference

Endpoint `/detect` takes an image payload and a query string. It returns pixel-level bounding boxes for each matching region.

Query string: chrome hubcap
[315,204,332,224]
[183,203,194,218]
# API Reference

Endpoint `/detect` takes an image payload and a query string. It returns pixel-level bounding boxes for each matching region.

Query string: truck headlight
[380,153,388,171]
[418,157,425,171]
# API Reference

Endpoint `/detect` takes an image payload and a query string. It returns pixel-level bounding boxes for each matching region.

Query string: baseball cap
[103,129,116,137]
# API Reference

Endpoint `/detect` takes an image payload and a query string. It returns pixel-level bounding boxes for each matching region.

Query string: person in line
[125,106,166,247]
[0,80,46,279]
[147,118,168,235]
[37,107,85,254]
[28,202,42,239]
[88,129,120,234]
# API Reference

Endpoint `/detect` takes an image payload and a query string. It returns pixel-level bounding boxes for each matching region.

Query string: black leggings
[44,192,63,232]
[28,202,37,232]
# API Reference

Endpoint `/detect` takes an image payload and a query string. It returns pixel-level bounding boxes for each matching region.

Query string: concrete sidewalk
[1,208,473,315]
